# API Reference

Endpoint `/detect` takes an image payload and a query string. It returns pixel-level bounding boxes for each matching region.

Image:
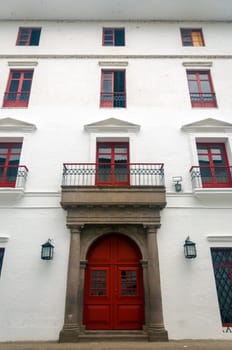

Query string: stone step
[79,330,148,342]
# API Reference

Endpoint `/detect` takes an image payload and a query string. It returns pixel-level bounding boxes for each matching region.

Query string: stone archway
[59,223,168,342]
[59,180,168,341]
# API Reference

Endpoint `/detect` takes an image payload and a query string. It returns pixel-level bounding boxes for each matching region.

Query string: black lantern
[184,236,197,259]
[172,176,182,192]
[41,239,54,260]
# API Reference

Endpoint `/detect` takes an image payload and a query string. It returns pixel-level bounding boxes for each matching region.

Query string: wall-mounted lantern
[172,176,182,192]
[184,236,197,259]
[41,239,54,260]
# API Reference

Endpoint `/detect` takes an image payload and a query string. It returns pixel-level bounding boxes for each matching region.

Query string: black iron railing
[4,91,30,102]
[190,92,217,106]
[62,163,165,186]
[100,92,126,107]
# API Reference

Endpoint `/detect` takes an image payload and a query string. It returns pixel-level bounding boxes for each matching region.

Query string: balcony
[190,93,217,108]
[190,165,232,201]
[3,92,30,108]
[100,92,126,108]
[0,165,29,201]
[61,163,166,225]
[62,162,164,187]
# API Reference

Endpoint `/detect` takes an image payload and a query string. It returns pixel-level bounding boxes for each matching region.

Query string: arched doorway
[83,234,144,330]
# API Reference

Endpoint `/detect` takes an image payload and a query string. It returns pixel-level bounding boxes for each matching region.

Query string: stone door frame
[59,223,168,342]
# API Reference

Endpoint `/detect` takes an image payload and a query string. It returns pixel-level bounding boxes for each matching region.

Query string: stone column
[146,225,168,341]
[79,260,88,331]
[59,226,81,342]
[140,259,149,331]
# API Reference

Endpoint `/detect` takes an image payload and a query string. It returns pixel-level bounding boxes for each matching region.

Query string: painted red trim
[102,28,114,46]
[102,27,125,46]
[100,69,126,108]
[16,27,41,46]
[187,70,217,108]
[180,28,205,46]
[3,69,34,108]
[0,142,22,187]
[96,142,130,185]
[197,143,232,188]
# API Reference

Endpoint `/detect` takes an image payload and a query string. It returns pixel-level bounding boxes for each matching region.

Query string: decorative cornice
[8,61,38,67]
[98,61,128,67]
[0,117,37,133]
[181,118,232,133]
[182,61,212,67]
[84,117,140,133]
[1,54,232,60]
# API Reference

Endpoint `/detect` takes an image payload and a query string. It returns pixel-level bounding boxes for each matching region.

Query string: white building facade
[0,0,232,342]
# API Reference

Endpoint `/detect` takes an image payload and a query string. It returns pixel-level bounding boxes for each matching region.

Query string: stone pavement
[0,341,232,350]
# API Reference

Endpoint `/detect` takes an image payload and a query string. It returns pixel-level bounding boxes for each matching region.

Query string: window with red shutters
[197,143,232,188]
[103,28,125,46]
[3,70,34,108]
[187,70,217,107]
[96,142,129,185]
[180,28,204,46]
[100,70,126,108]
[16,27,41,46]
[0,142,22,187]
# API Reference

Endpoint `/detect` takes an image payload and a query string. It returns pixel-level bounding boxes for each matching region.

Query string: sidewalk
[0,340,232,350]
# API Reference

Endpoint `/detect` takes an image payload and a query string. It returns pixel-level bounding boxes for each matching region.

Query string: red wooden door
[84,234,144,330]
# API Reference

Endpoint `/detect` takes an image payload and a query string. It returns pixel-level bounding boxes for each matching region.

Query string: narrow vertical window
[16,27,41,46]
[100,70,126,108]
[187,70,217,108]
[3,70,34,108]
[103,28,125,46]
[0,142,22,187]
[181,29,204,46]
[211,248,232,327]
[0,248,5,276]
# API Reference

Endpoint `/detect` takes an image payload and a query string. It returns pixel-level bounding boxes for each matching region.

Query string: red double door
[84,234,144,330]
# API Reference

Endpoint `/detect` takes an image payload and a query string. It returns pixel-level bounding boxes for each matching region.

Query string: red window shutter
[3,70,34,108]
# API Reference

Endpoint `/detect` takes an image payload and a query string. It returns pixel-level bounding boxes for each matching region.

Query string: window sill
[193,187,232,202]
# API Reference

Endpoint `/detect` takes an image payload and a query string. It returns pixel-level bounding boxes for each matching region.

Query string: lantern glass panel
[41,241,54,260]
[184,240,196,258]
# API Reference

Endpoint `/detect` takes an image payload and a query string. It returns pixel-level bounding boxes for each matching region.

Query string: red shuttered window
[187,70,217,108]
[0,142,22,187]
[3,70,34,108]
[197,143,232,188]
[96,142,129,185]
[16,27,41,46]
[100,70,126,108]
[181,29,204,46]
[103,28,125,46]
